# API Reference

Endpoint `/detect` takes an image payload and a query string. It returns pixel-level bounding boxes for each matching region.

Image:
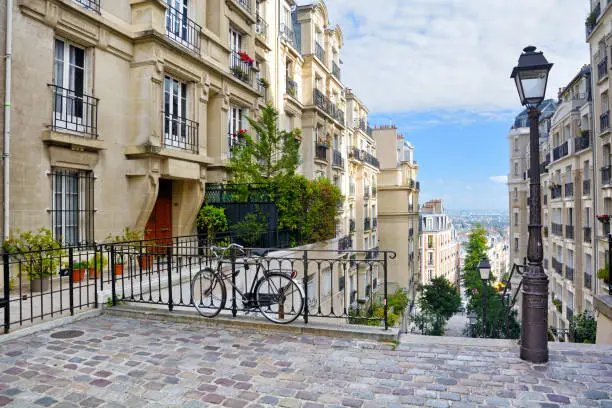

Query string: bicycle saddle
[252,249,271,257]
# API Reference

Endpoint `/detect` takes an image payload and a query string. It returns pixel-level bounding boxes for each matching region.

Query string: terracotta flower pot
[72,269,86,282]
[88,268,102,279]
[114,264,124,276]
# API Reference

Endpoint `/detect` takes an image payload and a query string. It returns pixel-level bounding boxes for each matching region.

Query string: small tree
[465,287,520,339]
[196,205,229,245]
[462,225,488,296]
[228,104,301,184]
[231,207,268,247]
[414,277,461,335]
[569,312,597,344]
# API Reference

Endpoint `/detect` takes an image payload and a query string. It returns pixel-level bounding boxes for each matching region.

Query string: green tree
[465,287,520,339]
[462,225,488,296]
[414,277,461,335]
[569,312,597,344]
[231,207,268,247]
[228,104,301,183]
[196,205,229,245]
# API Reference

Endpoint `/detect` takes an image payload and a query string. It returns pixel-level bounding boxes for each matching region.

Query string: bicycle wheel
[191,268,226,318]
[255,272,304,324]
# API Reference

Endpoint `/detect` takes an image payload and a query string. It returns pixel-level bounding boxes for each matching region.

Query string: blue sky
[306,0,591,210]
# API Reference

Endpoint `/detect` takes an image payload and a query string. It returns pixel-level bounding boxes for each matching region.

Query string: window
[428,252,433,265]
[51,169,94,246]
[514,137,519,152]
[229,28,242,52]
[514,238,519,252]
[228,105,246,154]
[568,208,573,225]
[165,0,199,51]
[514,212,518,226]
[513,188,518,199]
[163,76,193,151]
[585,207,591,226]
[514,162,518,176]
[427,235,433,249]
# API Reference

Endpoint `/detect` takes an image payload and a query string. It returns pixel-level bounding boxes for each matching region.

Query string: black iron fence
[565,265,574,281]
[332,150,344,168]
[315,145,328,162]
[575,131,590,152]
[551,185,563,199]
[50,84,99,138]
[598,57,608,81]
[551,223,563,237]
[565,225,574,240]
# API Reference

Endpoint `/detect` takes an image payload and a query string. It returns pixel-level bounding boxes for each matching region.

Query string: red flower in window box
[597,214,610,224]
[237,129,248,136]
[238,51,254,65]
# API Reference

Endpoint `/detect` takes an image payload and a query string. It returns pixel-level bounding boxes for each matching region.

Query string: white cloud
[309,0,589,113]
[489,176,508,184]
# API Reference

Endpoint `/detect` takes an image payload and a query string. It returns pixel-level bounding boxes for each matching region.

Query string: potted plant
[3,228,65,293]
[597,214,610,224]
[87,254,108,279]
[106,227,143,275]
[71,261,87,282]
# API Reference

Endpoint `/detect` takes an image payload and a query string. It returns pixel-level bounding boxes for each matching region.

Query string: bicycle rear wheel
[191,268,226,318]
[255,272,304,324]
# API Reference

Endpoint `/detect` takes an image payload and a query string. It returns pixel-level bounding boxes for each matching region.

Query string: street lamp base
[520,271,549,364]
[520,345,548,364]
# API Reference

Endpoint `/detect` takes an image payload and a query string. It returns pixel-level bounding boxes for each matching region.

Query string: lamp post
[478,258,491,338]
[510,46,553,363]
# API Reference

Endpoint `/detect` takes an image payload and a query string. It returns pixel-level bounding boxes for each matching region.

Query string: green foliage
[71,261,88,270]
[388,289,409,311]
[305,178,343,243]
[197,205,229,244]
[87,254,108,270]
[228,104,301,184]
[408,311,441,335]
[348,290,407,327]
[465,286,520,339]
[462,225,488,296]
[411,277,461,336]
[231,207,268,247]
[597,263,610,282]
[569,312,597,344]
[3,228,66,281]
[105,227,142,243]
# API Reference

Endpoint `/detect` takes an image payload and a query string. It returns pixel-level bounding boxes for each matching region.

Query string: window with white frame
[229,28,242,52]
[163,75,189,150]
[228,105,246,155]
[51,168,94,246]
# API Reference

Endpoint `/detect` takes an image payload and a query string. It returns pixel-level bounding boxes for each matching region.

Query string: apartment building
[419,200,460,287]
[486,233,509,282]
[372,125,419,302]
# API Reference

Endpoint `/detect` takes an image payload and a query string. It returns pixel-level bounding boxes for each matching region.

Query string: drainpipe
[590,71,598,294]
[3,0,13,240]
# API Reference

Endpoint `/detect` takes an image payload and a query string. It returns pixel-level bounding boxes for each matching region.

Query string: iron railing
[551,185,563,199]
[584,272,593,290]
[373,218,378,229]
[598,57,608,81]
[315,41,325,62]
[575,131,590,152]
[74,0,100,13]
[584,179,591,196]
[51,170,95,247]
[601,111,610,132]
[543,227,549,237]
[163,111,199,153]
[604,223,611,237]
[584,226,592,243]
[332,150,344,168]
[361,150,380,168]
[332,62,341,80]
[315,145,328,162]
[551,223,563,237]
[364,218,371,231]
[543,194,548,205]
[279,23,298,50]
[165,3,202,53]
[586,2,601,37]
[230,51,253,85]
[49,84,99,138]
[565,265,574,281]
[235,0,251,12]
[602,165,612,185]
[349,147,362,161]
[564,183,574,198]
[552,141,568,161]
[256,15,268,41]
[338,236,352,251]
[313,89,344,124]
[565,225,574,240]
[552,257,563,275]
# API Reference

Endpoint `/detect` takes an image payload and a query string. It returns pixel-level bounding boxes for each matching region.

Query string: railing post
[110,245,117,306]
[383,251,388,331]
[167,246,173,312]
[231,247,237,317]
[3,253,10,334]
[93,246,98,308]
[68,248,74,315]
[303,250,309,324]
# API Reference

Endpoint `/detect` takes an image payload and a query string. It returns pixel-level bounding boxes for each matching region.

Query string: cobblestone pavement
[0,315,611,407]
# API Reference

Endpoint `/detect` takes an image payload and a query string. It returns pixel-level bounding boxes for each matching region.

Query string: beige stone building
[419,200,460,287]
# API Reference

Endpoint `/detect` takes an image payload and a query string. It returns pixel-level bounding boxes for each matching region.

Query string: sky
[304,0,591,210]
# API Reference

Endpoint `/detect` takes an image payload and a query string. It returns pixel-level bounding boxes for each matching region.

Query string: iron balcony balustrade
[551,223,563,237]
[279,23,299,50]
[564,183,574,198]
[257,78,268,100]
[163,111,199,154]
[543,194,548,205]
[602,165,612,185]
[256,14,268,41]
[584,226,592,243]
[230,51,254,85]
[584,179,591,196]
[550,185,563,199]
[75,0,100,13]
[315,144,328,162]
[228,133,246,158]
[338,236,352,251]
[332,150,344,168]
[235,0,251,12]
[49,84,99,138]
[286,78,297,98]
[586,2,601,37]
[565,265,574,281]
[364,217,371,231]
[575,131,590,152]
[601,111,610,132]
[357,119,367,133]
[313,89,345,125]
[332,62,341,80]
[165,3,202,53]
[566,307,574,320]
[360,150,380,168]
[565,225,574,240]
[349,147,362,161]
[315,41,325,62]
[584,272,593,290]
[552,258,563,275]
[552,141,569,161]
[598,56,608,81]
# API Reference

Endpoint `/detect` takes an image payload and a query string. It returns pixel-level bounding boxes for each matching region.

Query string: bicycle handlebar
[209,243,246,259]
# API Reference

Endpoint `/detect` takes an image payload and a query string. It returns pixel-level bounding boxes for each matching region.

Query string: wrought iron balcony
[349,147,362,161]
[552,257,563,275]
[357,118,367,133]
[49,84,99,138]
[360,150,380,168]
[332,150,344,168]
[228,132,246,158]
[163,111,199,153]
[165,3,201,53]
[584,179,591,196]
[575,131,590,152]
[601,111,610,132]
[257,78,268,100]
[350,219,356,233]
[230,51,253,85]
[584,226,592,243]
[564,182,573,198]
[565,225,574,240]
[315,144,328,162]
[256,15,268,41]
[584,272,593,290]
[543,194,548,205]
[235,0,251,12]
[605,222,611,237]
[332,62,341,80]
[550,185,562,199]
[543,227,549,237]
[279,23,298,50]
[338,236,352,251]
[598,57,608,81]
[586,2,601,37]
[313,89,345,124]
[286,78,297,98]
[551,223,563,237]
[602,165,612,185]
[75,0,100,13]
[364,217,371,231]
[552,141,568,161]
[315,41,325,62]
[565,265,574,281]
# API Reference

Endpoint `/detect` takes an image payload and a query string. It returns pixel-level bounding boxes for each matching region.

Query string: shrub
[3,228,65,282]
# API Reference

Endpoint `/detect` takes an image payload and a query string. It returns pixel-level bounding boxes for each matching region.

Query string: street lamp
[478,257,491,338]
[510,46,553,364]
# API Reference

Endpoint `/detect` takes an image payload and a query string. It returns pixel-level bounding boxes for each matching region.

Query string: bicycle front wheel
[191,268,226,318]
[255,272,304,324]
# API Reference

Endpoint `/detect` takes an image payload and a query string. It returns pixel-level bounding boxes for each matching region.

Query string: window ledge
[42,130,105,151]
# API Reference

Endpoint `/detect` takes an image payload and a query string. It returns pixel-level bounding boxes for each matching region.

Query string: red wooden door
[145,180,172,254]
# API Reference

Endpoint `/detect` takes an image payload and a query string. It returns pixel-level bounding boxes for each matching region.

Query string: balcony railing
[165,3,202,53]
[230,51,253,85]
[543,226,549,237]
[586,2,601,37]
[364,217,371,231]
[332,150,344,168]
[585,272,593,291]
[350,219,356,233]
[565,265,574,281]
[598,57,608,81]
[315,145,328,162]
[75,0,100,13]
[575,131,590,153]
[361,150,380,168]
[255,15,268,41]
[286,78,297,98]
[50,84,99,138]
[566,225,574,240]
[564,182,574,198]
[584,226,592,243]
[228,133,245,158]
[257,78,268,100]
[584,179,591,196]
[163,111,199,153]
[313,89,345,124]
[338,236,352,251]
[552,141,568,161]
[552,257,563,275]
[235,0,251,12]
[602,165,612,185]
[605,222,611,237]
[279,23,298,50]
[332,62,341,80]
[315,41,325,62]
[409,228,414,238]
[349,147,362,161]
[551,185,562,199]
[543,194,548,205]
[601,111,610,132]
[551,223,563,237]
[566,306,574,320]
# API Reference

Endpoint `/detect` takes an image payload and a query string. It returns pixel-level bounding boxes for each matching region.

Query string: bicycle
[190,243,305,324]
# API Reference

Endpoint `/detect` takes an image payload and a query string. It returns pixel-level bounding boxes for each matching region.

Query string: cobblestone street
[0,314,611,407]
